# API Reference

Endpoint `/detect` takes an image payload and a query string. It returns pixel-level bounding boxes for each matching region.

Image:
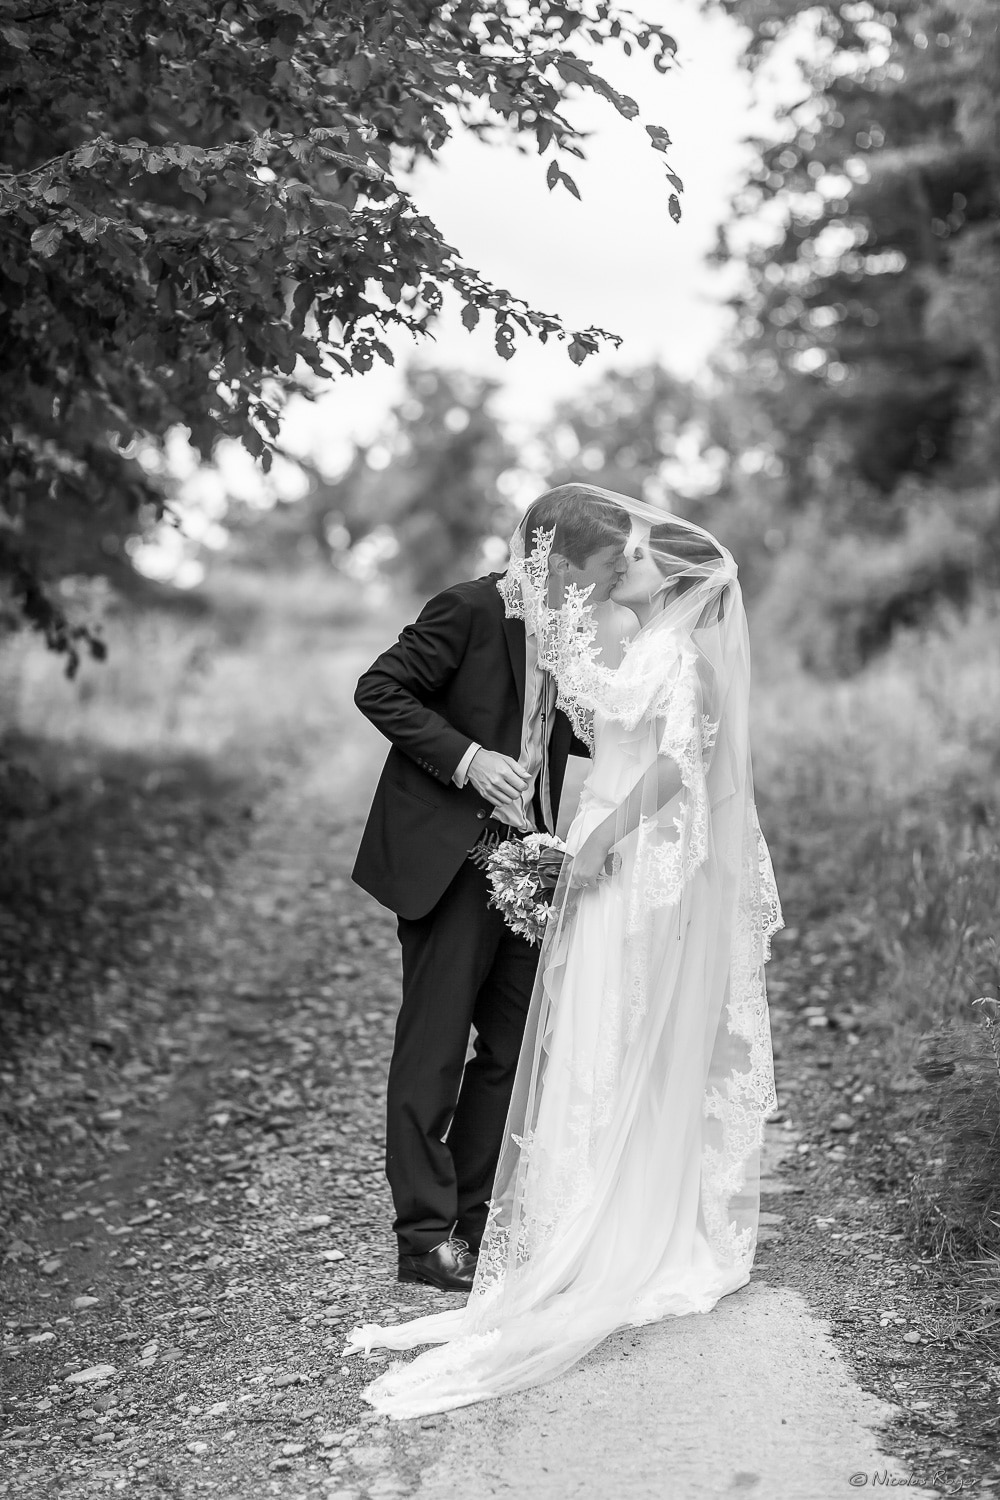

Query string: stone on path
[64,1364,116,1385]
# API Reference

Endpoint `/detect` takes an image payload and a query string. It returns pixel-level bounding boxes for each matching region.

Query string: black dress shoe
[397,1237,477,1291]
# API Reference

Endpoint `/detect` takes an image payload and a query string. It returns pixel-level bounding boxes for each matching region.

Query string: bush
[751,482,1000,676]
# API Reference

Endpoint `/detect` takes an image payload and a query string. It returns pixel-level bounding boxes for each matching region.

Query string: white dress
[346,622,782,1417]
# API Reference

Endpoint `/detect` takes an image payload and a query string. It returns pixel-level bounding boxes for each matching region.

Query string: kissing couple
[348,482,782,1416]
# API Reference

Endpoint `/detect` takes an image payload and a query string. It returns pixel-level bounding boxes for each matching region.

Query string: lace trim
[700,805,783,1268]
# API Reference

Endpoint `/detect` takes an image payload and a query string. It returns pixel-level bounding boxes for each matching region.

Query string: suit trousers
[388,844,539,1256]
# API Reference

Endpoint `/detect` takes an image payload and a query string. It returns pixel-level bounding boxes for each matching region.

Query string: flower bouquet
[469,832,567,945]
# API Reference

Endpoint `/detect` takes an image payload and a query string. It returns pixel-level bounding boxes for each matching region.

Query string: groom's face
[557,541,629,604]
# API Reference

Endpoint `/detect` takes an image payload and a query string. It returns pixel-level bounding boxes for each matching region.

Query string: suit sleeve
[354,587,476,783]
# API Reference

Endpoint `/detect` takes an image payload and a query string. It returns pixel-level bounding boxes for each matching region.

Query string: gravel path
[1,616,989,1499]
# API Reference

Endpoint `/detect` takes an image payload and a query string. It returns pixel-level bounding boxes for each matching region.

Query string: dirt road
[0,615,975,1499]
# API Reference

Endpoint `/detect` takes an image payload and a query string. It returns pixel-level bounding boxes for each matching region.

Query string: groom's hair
[522,485,631,567]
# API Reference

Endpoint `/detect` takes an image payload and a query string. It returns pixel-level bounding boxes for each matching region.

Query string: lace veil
[347,484,783,1415]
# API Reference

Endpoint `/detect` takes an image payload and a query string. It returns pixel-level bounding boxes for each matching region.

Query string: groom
[353,487,631,1290]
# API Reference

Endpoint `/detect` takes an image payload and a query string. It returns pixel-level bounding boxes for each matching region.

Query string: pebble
[187,1441,208,1455]
[273,1372,304,1388]
[299,1215,333,1232]
[901,1331,922,1343]
[282,1441,307,1456]
[321,1250,346,1262]
[28,1332,55,1344]
[65,1365,116,1385]
[39,1258,62,1276]
[829,1113,855,1132]
[73,1296,100,1310]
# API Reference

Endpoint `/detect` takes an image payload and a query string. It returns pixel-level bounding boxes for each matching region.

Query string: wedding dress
[345,489,782,1417]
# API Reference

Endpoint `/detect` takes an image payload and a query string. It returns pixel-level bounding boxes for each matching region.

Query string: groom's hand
[466,750,531,805]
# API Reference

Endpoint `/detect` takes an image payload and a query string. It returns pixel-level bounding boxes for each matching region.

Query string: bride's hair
[524,484,631,568]
[648,521,722,585]
[648,521,729,622]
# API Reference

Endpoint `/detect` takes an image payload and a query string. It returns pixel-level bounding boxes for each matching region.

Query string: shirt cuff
[452,742,482,789]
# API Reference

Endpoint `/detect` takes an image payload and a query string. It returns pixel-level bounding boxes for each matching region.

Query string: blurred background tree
[225,363,516,595]
[713,0,999,502]
[706,0,1000,671]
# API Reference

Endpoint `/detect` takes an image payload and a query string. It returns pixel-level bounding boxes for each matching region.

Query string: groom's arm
[354,586,476,783]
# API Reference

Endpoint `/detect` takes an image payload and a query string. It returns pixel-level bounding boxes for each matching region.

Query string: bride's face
[610,530,669,607]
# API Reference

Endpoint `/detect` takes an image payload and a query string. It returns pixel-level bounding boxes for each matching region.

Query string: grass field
[751,598,1000,1264]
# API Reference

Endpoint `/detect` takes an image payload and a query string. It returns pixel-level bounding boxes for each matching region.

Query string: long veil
[345,485,783,1416]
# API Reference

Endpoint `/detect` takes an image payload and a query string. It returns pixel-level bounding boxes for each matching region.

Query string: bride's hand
[568,833,616,889]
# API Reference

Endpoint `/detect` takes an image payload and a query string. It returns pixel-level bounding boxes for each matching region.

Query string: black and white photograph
[1,1,998,1496]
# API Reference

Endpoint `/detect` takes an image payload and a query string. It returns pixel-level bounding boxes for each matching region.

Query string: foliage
[0,0,683,668]
[714,0,1000,508]
[225,362,517,594]
[525,361,789,600]
[752,480,1000,674]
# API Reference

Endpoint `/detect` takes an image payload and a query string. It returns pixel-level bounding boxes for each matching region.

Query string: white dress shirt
[452,624,556,833]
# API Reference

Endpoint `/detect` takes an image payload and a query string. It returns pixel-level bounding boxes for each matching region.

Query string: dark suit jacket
[352,573,586,920]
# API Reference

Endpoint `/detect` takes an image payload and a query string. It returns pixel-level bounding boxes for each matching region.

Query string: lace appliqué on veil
[498,532,603,750]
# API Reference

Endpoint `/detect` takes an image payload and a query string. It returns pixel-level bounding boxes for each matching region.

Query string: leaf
[30,224,64,258]
[461,302,480,331]
[668,194,682,224]
[546,159,559,191]
[557,168,581,201]
[348,52,372,92]
[645,124,673,151]
[0,25,30,49]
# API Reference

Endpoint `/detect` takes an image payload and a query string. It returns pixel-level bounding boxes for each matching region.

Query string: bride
[345,486,783,1417]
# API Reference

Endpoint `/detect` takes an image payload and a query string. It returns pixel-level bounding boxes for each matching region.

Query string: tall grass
[752,595,1000,1258]
[0,566,385,778]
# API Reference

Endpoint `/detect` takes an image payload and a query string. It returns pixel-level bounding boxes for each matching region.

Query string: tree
[224,362,517,595]
[0,0,684,671]
[531,360,789,597]
[338,364,519,595]
[713,0,1000,510]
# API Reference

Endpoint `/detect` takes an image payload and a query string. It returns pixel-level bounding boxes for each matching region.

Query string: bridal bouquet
[472,832,566,945]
